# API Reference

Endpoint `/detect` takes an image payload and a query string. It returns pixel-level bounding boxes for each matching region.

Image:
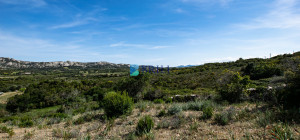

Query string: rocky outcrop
[0,57,129,69]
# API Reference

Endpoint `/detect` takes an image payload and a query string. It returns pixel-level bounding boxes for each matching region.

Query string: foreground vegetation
[0,52,299,139]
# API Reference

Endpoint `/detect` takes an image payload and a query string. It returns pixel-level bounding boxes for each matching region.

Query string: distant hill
[0,57,129,69]
[176,65,197,68]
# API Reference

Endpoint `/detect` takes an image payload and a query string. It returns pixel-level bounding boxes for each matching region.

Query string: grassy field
[0,101,299,139]
[0,91,22,104]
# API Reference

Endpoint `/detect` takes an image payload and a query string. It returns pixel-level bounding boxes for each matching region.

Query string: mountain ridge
[0,57,129,69]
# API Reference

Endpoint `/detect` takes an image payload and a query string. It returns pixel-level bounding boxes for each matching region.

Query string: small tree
[217,70,251,103]
[103,91,134,118]
[136,115,154,136]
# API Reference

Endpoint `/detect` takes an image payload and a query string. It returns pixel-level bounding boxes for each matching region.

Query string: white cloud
[0,30,130,62]
[109,42,146,48]
[51,21,87,29]
[175,8,185,13]
[109,42,170,50]
[236,0,300,29]
[51,17,98,29]
[149,46,170,49]
[180,0,233,6]
[50,6,105,29]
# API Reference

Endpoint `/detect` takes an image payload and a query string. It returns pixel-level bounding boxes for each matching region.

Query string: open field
[0,92,22,104]
[1,101,299,139]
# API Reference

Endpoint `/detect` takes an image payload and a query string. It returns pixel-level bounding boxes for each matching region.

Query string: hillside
[0,57,129,69]
[0,52,299,139]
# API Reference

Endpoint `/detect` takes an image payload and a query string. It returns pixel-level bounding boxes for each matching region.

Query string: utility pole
[270,53,271,58]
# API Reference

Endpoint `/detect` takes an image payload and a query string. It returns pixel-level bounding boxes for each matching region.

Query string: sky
[0,0,299,66]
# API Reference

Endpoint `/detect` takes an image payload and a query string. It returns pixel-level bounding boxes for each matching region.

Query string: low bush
[0,126,15,137]
[185,101,202,111]
[214,108,235,125]
[18,117,34,128]
[269,123,295,140]
[168,104,182,115]
[135,101,152,112]
[136,115,154,136]
[46,117,62,125]
[170,113,185,129]
[73,117,84,125]
[103,91,134,118]
[73,113,97,125]
[214,113,229,125]
[236,108,254,121]
[52,129,79,139]
[157,109,166,117]
[163,97,172,103]
[156,121,170,129]
[44,113,68,119]
[217,71,251,103]
[85,87,107,102]
[256,110,273,128]
[201,106,213,120]
[23,130,34,139]
[153,99,164,104]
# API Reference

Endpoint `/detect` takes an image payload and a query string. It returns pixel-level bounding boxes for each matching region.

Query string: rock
[0,57,129,69]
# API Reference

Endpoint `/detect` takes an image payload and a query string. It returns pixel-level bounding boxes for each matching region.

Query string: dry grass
[0,102,299,139]
[0,91,22,104]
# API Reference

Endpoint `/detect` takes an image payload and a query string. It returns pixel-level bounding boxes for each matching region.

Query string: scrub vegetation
[0,52,299,139]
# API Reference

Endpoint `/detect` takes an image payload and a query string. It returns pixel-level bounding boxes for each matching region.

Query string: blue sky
[0,0,299,66]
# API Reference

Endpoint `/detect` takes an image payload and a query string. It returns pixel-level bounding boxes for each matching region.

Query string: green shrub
[277,67,300,109]
[73,117,84,125]
[256,110,273,128]
[73,113,96,125]
[242,63,282,80]
[18,117,34,128]
[217,71,251,103]
[156,121,170,129]
[6,80,81,112]
[19,87,26,92]
[136,115,154,136]
[185,101,202,111]
[56,105,66,113]
[157,110,166,117]
[168,104,182,115]
[73,107,87,115]
[103,91,134,118]
[214,113,229,125]
[0,126,15,137]
[115,73,150,101]
[23,130,34,139]
[85,87,107,102]
[269,123,294,140]
[236,108,254,121]
[170,113,185,129]
[201,106,213,120]
[47,117,62,125]
[164,97,172,103]
[153,99,164,104]
[0,108,8,118]
[125,132,136,140]
[52,129,79,139]
[45,113,68,119]
[135,101,151,112]
[214,108,235,125]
